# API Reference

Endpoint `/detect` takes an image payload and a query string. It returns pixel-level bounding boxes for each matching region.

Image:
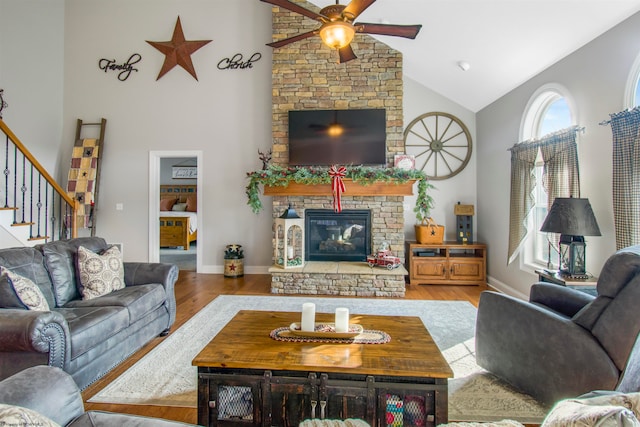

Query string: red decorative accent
[329,165,347,213]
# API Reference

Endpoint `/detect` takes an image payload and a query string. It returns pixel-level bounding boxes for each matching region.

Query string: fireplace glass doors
[305,209,371,262]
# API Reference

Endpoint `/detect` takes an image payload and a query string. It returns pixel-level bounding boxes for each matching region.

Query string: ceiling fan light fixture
[319,21,355,49]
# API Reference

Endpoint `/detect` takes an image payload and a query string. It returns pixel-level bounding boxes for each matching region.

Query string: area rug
[89,295,548,422]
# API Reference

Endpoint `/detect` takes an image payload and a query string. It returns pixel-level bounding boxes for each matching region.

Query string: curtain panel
[609,107,640,249]
[507,127,581,265]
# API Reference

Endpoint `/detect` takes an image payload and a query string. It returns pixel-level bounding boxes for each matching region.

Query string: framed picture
[394,154,415,170]
[172,166,197,179]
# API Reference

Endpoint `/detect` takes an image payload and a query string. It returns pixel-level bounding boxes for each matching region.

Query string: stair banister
[0,118,78,239]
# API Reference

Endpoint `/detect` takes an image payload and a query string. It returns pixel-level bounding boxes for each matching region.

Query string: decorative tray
[289,322,363,338]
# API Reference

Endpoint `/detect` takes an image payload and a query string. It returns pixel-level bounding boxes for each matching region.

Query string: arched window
[519,85,574,268]
[624,52,640,108]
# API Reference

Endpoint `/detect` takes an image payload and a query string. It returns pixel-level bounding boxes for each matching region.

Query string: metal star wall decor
[146,17,212,81]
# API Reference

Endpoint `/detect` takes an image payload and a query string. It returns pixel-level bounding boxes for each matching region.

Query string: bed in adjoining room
[159,184,197,250]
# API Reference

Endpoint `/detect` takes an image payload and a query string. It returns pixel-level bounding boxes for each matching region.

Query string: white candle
[301,303,316,332]
[335,307,349,333]
[287,246,294,259]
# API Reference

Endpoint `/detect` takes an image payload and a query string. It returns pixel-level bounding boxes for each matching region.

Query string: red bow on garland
[329,165,347,213]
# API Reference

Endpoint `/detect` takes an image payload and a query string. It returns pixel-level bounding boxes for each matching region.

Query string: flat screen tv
[288,109,386,166]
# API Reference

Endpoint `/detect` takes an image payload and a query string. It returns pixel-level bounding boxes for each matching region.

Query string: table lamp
[540,197,601,276]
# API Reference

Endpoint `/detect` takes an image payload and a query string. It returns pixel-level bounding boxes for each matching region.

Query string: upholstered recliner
[476,245,640,405]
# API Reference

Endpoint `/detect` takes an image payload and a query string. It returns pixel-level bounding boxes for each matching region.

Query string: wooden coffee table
[193,310,452,427]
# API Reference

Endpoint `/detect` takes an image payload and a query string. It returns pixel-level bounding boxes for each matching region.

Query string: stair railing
[0,119,78,242]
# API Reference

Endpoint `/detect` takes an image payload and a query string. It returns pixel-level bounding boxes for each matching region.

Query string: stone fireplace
[266,1,409,297]
[269,193,409,297]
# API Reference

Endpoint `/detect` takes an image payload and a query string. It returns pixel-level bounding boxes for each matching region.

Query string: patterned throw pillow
[77,245,125,300]
[0,266,49,311]
[0,403,60,427]
[542,394,640,427]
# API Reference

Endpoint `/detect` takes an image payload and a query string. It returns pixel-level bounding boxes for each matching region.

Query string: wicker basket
[415,218,445,244]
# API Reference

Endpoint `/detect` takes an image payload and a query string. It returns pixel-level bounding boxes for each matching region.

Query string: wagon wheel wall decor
[404,112,472,180]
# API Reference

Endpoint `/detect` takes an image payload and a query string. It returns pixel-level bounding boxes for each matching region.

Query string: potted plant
[413,179,443,244]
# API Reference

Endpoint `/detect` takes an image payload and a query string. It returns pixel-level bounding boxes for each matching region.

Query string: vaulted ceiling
[308,0,640,112]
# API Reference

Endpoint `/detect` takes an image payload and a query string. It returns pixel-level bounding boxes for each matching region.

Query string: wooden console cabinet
[405,241,487,286]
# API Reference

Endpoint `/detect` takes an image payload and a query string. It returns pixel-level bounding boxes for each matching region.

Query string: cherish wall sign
[217,52,262,70]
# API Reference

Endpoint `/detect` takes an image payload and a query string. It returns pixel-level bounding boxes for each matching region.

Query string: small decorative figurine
[367,242,402,270]
[258,148,272,170]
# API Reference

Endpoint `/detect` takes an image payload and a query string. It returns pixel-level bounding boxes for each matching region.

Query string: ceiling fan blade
[356,22,422,39]
[267,30,318,48]
[338,45,358,63]
[342,0,376,20]
[260,0,326,22]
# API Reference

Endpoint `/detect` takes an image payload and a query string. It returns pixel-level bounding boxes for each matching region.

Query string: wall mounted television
[288,109,386,166]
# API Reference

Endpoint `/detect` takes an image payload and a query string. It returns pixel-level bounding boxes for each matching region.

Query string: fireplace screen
[305,209,371,262]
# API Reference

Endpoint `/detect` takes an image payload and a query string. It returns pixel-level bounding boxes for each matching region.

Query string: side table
[535,269,598,295]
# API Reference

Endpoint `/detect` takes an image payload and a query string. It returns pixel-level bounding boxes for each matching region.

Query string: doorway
[149,150,203,272]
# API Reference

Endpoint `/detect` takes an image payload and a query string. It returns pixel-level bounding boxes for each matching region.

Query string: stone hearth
[269,261,407,297]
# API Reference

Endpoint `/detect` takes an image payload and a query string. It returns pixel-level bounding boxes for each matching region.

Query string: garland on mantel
[246,165,428,214]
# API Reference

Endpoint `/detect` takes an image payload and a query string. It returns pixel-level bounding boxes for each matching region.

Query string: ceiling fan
[261,0,422,63]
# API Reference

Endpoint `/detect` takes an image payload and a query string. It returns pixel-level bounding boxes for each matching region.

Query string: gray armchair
[0,365,196,426]
[476,245,640,405]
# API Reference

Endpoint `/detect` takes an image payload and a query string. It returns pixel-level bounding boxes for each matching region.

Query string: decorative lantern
[540,197,601,277]
[454,202,474,244]
[274,205,304,269]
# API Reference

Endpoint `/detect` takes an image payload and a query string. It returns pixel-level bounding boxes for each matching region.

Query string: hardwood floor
[82,272,489,424]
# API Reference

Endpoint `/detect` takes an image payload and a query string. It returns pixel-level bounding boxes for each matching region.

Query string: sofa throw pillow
[0,269,28,309]
[160,197,178,211]
[0,266,49,311]
[77,245,125,300]
[0,403,60,427]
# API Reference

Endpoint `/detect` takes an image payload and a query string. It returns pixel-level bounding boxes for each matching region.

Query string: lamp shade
[319,21,355,49]
[540,197,601,236]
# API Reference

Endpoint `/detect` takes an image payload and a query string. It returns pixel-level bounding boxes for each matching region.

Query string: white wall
[0,0,64,175]
[1,0,480,272]
[61,0,275,268]
[402,77,477,241]
[477,11,640,297]
[22,0,636,283]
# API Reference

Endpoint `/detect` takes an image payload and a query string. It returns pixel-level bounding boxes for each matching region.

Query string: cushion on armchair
[542,392,640,427]
[0,403,60,427]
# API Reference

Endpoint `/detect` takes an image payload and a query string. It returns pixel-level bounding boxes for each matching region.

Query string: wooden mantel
[263,179,416,197]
